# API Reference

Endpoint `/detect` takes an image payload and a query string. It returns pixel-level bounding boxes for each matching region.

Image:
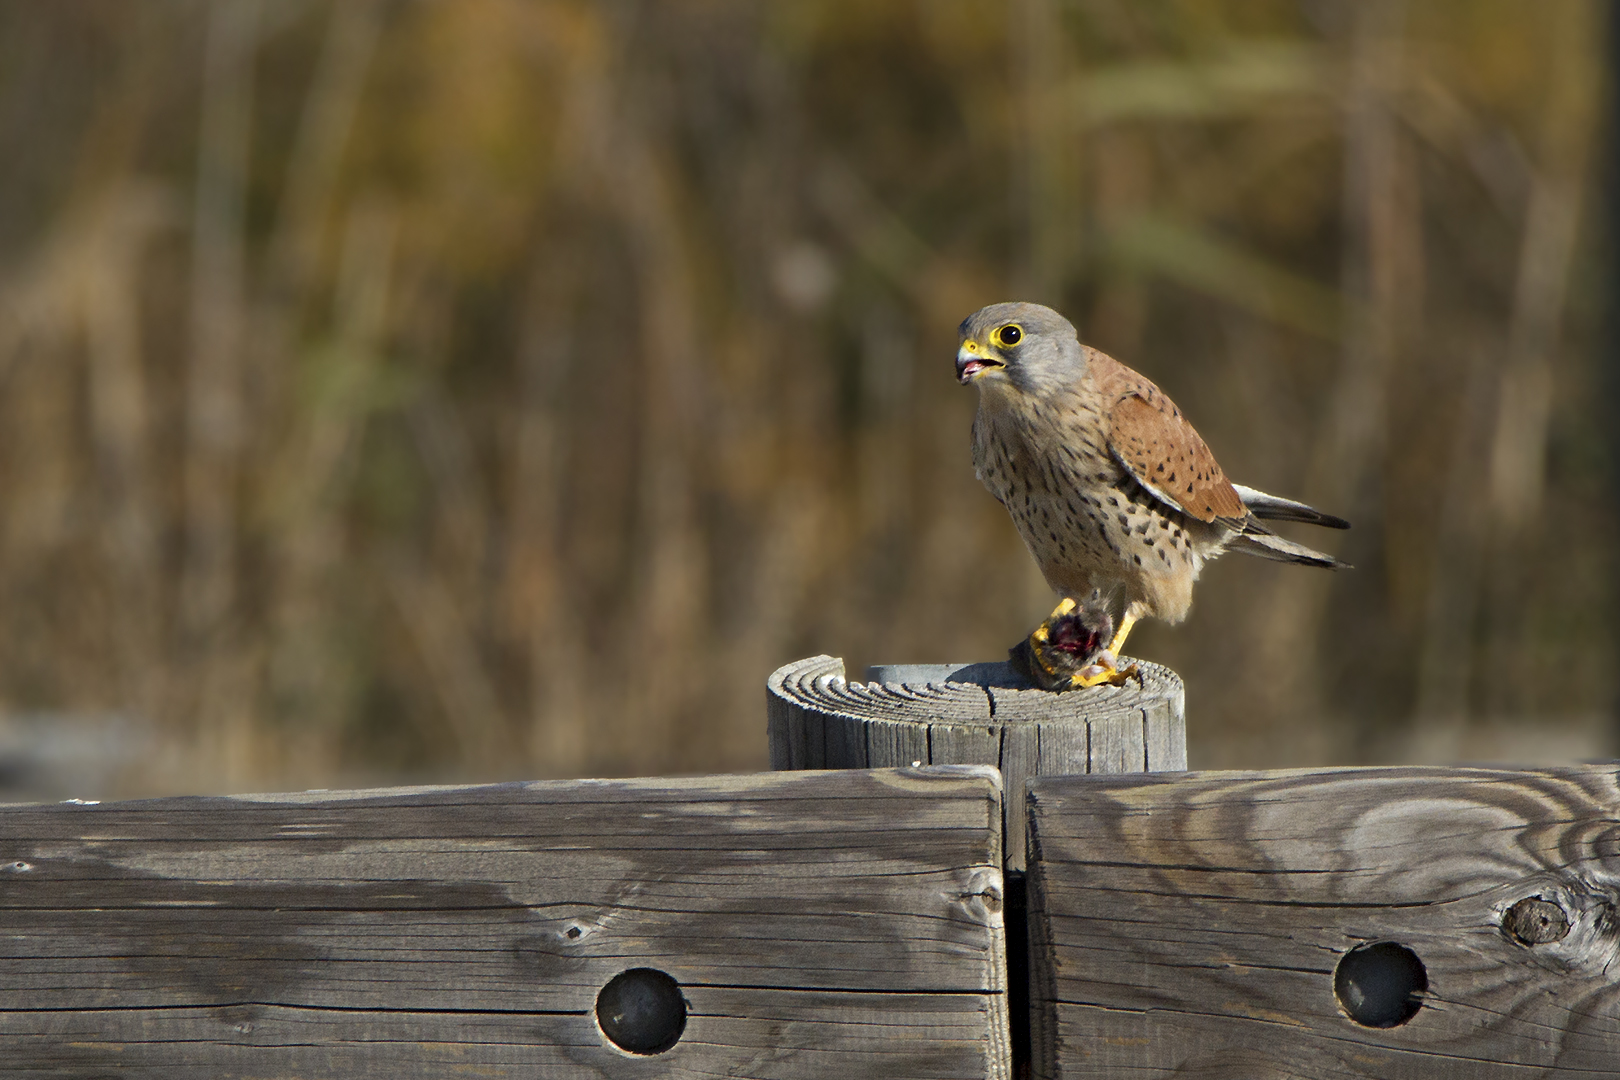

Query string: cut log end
[767,655,1188,873]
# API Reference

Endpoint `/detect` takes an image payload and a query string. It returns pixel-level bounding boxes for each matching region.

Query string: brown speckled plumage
[958,302,1347,631]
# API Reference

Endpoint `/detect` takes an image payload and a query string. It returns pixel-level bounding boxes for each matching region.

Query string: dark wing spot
[1133,554,1142,566]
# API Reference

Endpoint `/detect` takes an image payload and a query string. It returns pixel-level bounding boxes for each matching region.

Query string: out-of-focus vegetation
[0,0,1609,796]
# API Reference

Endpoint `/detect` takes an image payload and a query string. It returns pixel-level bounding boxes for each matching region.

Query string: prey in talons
[1009,591,1141,691]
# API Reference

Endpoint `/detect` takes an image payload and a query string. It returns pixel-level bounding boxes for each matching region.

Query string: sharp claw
[1070,657,1142,689]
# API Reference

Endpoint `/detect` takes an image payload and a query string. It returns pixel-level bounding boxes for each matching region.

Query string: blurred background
[0,0,1611,799]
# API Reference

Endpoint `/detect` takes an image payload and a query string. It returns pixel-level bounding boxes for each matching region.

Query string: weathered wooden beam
[0,767,1010,1079]
[1026,765,1620,1079]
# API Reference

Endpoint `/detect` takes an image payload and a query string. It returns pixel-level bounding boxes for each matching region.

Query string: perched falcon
[957,301,1349,689]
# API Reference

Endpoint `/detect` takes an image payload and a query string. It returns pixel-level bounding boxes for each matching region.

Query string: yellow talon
[1032,598,1075,647]
[1106,611,1139,658]
[1069,657,1141,688]
[1029,598,1073,658]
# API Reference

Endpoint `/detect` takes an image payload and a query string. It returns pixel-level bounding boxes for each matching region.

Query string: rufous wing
[1105,388,1246,524]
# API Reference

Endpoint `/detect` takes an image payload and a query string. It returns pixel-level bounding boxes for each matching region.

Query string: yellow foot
[1069,652,1142,688]
[1031,597,1077,642]
[1009,592,1123,691]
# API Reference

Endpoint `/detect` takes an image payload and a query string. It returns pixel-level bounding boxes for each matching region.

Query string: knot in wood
[1502,897,1570,945]
[960,871,1003,916]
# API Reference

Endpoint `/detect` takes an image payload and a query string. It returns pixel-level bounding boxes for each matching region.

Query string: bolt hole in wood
[595,968,688,1054]
[1502,896,1571,945]
[1333,941,1427,1028]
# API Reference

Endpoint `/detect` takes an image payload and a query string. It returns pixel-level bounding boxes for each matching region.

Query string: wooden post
[768,654,1187,1078]
[767,654,1187,872]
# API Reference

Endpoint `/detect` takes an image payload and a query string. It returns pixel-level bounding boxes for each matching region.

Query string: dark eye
[995,324,1022,347]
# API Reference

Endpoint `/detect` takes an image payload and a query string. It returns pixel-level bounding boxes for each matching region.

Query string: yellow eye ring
[994,324,1023,348]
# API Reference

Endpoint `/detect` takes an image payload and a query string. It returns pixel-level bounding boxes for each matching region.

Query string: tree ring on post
[766,655,1186,873]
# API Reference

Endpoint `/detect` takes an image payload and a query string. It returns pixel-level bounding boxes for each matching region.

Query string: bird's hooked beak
[956,339,1004,384]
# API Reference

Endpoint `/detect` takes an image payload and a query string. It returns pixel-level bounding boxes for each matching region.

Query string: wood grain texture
[768,656,1186,872]
[1026,765,1620,1079]
[0,767,1009,1079]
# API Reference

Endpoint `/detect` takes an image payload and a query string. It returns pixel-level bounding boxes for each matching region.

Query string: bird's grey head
[956,301,1087,396]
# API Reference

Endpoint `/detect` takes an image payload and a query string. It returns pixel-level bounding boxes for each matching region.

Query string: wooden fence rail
[0,767,1008,1079]
[0,655,1614,1078]
[1026,765,1620,1080]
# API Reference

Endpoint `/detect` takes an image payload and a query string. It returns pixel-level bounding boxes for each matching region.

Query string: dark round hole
[595,968,687,1054]
[1334,941,1427,1028]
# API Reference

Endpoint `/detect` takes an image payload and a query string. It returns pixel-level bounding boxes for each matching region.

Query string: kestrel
[957,301,1348,689]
